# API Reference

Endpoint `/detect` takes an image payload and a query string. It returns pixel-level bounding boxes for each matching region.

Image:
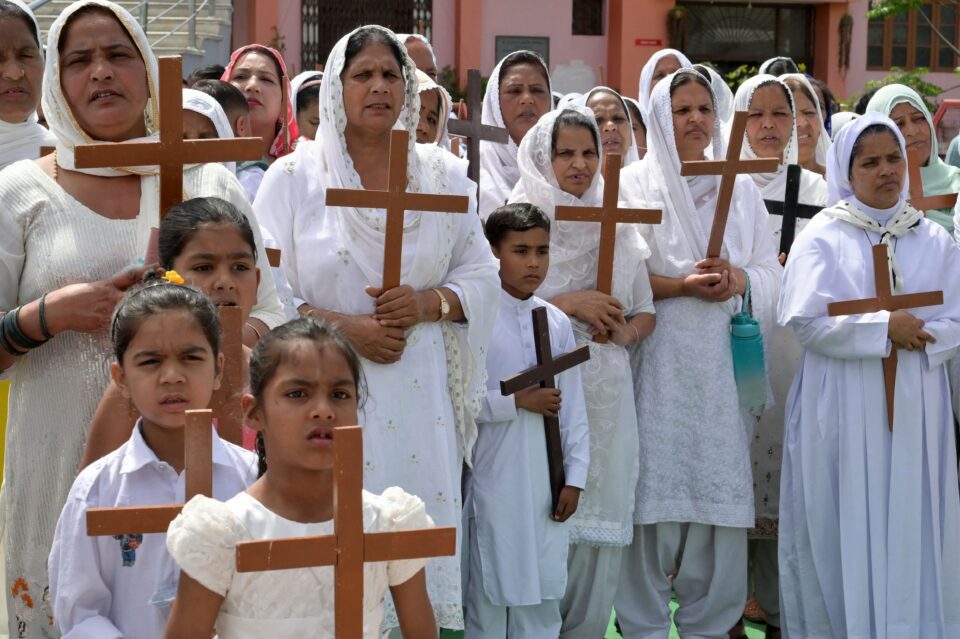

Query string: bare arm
[80,380,139,470]
[389,569,437,638]
[163,572,224,639]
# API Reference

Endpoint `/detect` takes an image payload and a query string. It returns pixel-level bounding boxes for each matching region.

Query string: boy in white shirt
[463,203,590,637]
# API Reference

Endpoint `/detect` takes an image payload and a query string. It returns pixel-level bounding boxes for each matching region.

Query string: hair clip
[162,270,185,285]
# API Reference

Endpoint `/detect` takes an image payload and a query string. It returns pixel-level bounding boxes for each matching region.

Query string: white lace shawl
[315,25,498,462]
[41,0,160,176]
[479,51,552,209]
[732,74,799,196]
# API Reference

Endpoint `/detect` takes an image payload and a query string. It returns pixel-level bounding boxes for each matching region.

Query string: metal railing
[28,0,222,51]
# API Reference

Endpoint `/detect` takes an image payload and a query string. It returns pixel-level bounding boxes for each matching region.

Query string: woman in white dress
[637,48,691,115]
[0,3,284,636]
[254,25,498,631]
[780,73,829,177]
[779,111,960,639]
[616,69,781,638]
[478,51,552,217]
[508,106,656,638]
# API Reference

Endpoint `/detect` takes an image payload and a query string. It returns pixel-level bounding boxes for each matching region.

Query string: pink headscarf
[221,44,299,158]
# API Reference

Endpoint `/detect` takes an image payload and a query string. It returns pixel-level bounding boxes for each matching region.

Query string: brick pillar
[813,2,849,101]
[455,0,483,87]
[608,0,675,98]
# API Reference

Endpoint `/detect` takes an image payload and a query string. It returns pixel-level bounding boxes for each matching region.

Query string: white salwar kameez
[462,291,589,638]
[254,26,498,630]
[508,106,655,638]
[616,69,781,639]
[778,113,960,639]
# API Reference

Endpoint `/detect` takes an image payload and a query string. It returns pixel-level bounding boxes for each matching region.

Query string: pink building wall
[431,0,457,74]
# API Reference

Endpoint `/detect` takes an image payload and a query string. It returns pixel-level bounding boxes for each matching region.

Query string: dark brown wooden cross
[73,56,263,217]
[447,69,510,184]
[500,307,591,511]
[907,148,958,213]
[264,247,282,268]
[209,306,244,446]
[86,409,214,536]
[680,111,780,257]
[325,129,469,290]
[555,154,662,343]
[235,426,456,639]
[763,164,822,256]
[827,243,943,431]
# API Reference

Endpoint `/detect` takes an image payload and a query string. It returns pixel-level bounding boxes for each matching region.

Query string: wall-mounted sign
[635,38,663,46]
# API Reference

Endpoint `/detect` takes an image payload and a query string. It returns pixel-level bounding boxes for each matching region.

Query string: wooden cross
[907,148,958,212]
[763,164,822,255]
[73,56,263,217]
[447,69,510,184]
[209,306,244,446]
[827,243,943,431]
[680,111,780,258]
[500,307,590,511]
[235,426,456,639]
[86,409,213,536]
[555,154,662,343]
[325,129,469,290]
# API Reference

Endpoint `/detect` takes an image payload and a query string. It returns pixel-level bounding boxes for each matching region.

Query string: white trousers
[614,523,747,639]
[749,538,780,629]
[559,544,623,638]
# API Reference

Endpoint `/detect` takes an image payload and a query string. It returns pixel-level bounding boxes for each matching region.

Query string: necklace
[52,150,59,182]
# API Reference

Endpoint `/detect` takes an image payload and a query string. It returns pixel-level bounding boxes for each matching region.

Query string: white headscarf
[415,68,451,146]
[733,74,799,194]
[562,87,641,166]
[638,48,692,115]
[0,0,57,168]
[780,73,830,166]
[758,56,799,75]
[317,25,495,460]
[41,0,160,176]
[701,66,734,127]
[823,111,922,292]
[289,70,322,116]
[831,111,859,139]
[480,51,552,203]
[182,88,235,173]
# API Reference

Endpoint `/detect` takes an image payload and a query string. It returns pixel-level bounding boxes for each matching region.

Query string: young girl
[163,317,438,638]
[81,197,262,467]
[48,280,258,638]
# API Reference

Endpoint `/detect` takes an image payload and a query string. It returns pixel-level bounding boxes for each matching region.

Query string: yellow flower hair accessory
[162,270,185,285]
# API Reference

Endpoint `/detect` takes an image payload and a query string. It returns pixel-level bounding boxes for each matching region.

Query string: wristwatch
[434,288,451,321]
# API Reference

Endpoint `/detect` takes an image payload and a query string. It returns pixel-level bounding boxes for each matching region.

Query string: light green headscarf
[866,84,959,232]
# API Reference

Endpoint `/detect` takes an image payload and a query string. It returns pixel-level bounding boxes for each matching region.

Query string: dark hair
[752,79,793,112]
[783,77,820,115]
[296,83,321,114]
[586,87,629,120]
[854,86,880,116]
[342,27,406,77]
[764,57,800,76]
[669,69,713,101]
[551,109,598,157]
[192,79,250,118]
[59,5,133,53]
[233,46,284,81]
[111,273,221,363]
[248,317,365,477]
[625,98,645,133]
[849,123,900,175]
[187,64,226,86]
[0,1,39,48]
[484,203,551,246]
[808,77,837,118]
[158,197,257,269]
[499,50,550,88]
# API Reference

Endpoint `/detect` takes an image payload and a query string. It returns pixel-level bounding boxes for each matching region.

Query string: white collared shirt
[48,421,257,639]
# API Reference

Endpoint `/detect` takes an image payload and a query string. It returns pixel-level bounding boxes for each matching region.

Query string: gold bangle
[245,321,263,341]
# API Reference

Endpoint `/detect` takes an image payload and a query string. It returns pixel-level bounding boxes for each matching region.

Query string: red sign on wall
[635,38,663,46]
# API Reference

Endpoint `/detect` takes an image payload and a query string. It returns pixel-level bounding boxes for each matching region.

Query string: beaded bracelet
[39,293,53,340]
[3,307,47,350]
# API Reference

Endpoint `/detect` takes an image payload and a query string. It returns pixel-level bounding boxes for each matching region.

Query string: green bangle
[0,317,26,357]
[38,294,53,339]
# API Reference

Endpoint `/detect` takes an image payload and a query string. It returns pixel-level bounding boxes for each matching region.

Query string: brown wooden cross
[680,111,780,257]
[447,69,510,184]
[235,426,456,639]
[907,148,958,213]
[763,164,822,256]
[500,306,590,511]
[209,306,244,446]
[325,129,469,290]
[555,154,662,343]
[86,409,213,536]
[73,56,263,217]
[827,243,943,431]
